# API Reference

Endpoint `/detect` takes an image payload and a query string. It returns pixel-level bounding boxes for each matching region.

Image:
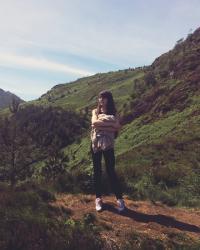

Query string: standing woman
[90,90,126,212]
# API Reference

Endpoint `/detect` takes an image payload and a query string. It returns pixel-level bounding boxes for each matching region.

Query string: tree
[0,102,88,187]
[41,143,69,182]
[144,72,157,86]
[0,99,36,188]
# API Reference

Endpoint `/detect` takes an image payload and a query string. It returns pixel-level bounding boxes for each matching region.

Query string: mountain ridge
[23,28,199,128]
[0,88,24,109]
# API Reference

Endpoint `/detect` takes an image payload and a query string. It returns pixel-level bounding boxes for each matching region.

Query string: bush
[54,169,93,194]
[0,186,103,250]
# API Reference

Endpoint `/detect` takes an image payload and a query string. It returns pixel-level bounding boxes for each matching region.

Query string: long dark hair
[96,90,118,138]
[96,90,117,116]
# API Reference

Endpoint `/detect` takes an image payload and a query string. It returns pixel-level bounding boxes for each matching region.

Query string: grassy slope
[28,68,145,113]
[1,28,199,207]
[0,28,200,250]
[36,28,199,207]
[63,97,200,191]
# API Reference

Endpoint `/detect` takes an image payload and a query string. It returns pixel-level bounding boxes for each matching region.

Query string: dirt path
[50,193,200,246]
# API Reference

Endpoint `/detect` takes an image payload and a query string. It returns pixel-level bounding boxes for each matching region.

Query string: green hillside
[25,28,199,207]
[0,27,200,250]
[29,67,146,115]
[1,28,200,207]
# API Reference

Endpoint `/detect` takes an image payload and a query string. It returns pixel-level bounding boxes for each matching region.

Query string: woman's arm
[91,109,115,127]
[111,113,122,130]
[91,109,122,130]
[91,113,121,132]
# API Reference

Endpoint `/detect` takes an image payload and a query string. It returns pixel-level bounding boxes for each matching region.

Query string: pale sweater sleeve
[97,114,116,122]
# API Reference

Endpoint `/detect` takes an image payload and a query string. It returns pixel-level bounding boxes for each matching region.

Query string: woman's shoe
[95,198,103,211]
[117,198,125,212]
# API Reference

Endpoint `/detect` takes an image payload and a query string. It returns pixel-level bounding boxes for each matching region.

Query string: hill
[0,27,199,250]
[1,27,198,207]
[21,27,200,207]
[29,28,200,124]
[0,28,200,206]
[0,88,24,109]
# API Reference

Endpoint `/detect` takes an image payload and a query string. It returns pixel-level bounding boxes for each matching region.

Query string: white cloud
[0,53,94,76]
[0,0,180,66]
[0,0,200,100]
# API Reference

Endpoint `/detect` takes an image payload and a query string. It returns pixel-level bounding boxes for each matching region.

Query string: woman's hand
[111,122,121,130]
[91,109,122,130]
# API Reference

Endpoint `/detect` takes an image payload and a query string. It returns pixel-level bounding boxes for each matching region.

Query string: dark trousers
[90,143,123,200]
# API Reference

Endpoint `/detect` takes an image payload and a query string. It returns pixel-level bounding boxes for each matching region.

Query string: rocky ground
[50,193,200,248]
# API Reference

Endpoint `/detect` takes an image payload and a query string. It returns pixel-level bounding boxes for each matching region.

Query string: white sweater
[91,114,116,153]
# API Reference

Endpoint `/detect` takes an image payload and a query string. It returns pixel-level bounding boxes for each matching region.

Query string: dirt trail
[51,193,200,246]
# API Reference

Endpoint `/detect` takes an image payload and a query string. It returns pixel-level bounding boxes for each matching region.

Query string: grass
[0,182,104,250]
[56,101,200,207]
[122,229,200,250]
[26,69,145,113]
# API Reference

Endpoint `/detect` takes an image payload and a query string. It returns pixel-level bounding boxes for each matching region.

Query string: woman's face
[98,96,108,107]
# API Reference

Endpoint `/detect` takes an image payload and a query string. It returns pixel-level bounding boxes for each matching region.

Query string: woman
[90,90,126,212]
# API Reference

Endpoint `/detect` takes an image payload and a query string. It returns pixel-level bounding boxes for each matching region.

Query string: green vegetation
[0,182,104,250]
[0,27,200,249]
[123,229,200,250]
[61,100,200,207]
[0,101,89,187]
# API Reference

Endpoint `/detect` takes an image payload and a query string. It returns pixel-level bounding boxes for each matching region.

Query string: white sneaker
[117,199,125,212]
[95,198,103,211]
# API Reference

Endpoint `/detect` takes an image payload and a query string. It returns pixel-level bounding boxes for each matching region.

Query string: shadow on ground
[101,202,200,234]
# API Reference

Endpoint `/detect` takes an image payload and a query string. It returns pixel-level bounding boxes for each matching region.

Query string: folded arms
[91,109,122,132]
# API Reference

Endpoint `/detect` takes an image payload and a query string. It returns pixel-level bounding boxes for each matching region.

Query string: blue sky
[0,0,199,101]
